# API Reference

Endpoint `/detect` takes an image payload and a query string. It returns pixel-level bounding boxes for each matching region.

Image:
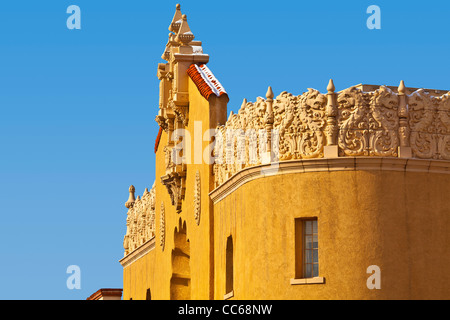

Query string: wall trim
[119,237,156,268]
[209,157,450,204]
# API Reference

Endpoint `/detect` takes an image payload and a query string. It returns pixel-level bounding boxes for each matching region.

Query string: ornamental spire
[125,185,136,209]
[327,79,335,93]
[169,4,182,33]
[176,14,195,45]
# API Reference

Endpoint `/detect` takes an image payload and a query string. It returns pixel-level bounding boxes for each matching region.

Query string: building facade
[119,4,450,300]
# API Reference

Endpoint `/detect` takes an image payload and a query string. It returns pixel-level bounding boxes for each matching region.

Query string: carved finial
[125,185,136,209]
[327,79,335,93]
[169,3,183,33]
[398,80,406,95]
[144,188,149,194]
[266,86,274,100]
[228,111,234,121]
[176,14,195,45]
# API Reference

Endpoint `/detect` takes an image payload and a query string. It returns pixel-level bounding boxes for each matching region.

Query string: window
[225,236,234,295]
[303,219,318,278]
[146,288,151,300]
[295,218,319,279]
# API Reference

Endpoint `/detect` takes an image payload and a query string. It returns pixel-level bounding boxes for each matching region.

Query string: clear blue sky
[0,0,449,299]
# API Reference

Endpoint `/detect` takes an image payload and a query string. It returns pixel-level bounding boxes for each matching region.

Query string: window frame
[294,217,323,284]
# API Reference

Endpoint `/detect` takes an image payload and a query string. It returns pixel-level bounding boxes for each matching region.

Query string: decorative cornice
[119,237,156,268]
[209,157,450,204]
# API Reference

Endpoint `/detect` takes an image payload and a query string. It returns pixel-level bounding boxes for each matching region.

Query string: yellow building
[119,4,450,300]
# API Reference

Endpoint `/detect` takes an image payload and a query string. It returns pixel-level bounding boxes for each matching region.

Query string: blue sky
[0,0,449,299]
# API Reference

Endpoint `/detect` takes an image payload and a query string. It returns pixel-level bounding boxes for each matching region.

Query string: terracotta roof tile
[187,64,227,100]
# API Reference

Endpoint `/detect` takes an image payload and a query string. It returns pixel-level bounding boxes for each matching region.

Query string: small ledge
[290,277,325,285]
[224,290,234,300]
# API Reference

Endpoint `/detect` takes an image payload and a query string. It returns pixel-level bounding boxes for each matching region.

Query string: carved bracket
[161,171,186,213]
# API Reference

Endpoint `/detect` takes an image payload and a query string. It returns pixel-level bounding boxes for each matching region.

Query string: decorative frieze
[212,81,450,188]
[123,184,156,256]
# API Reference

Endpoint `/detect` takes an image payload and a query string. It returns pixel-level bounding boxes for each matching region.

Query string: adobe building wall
[211,159,450,299]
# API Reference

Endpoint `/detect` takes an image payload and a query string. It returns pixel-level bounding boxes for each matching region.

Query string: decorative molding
[160,201,165,251]
[119,237,156,268]
[209,157,450,204]
[194,171,201,225]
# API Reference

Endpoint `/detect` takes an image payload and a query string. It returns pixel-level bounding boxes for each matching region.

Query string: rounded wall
[213,163,450,299]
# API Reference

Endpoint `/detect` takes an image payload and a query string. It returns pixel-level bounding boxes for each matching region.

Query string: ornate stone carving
[336,86,399,157]
[160,201,165,251]
[212,82,450,188]
[213,88,328,187]
[123,183,156,256]
[368,86,399,156]
[336,86,371,156]
[435,93,450,159]
[409,89,450,160]
[161,171,186,213]
[194,171,201,225]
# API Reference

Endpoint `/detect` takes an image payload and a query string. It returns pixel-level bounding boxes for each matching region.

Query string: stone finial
[398,80,406,95]
[327,79,335,93]
[169,4,182,33]
[125,185,136,209]
[325,78,338,150]
[176,14,195,45]
[266,86,274,100]
[265,86,274,125]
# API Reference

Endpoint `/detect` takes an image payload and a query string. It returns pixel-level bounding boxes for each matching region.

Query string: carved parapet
[212,83,450,188]
[123,183,156,256]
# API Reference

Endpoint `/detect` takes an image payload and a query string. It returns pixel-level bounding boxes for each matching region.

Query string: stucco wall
[213,168,450,299]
